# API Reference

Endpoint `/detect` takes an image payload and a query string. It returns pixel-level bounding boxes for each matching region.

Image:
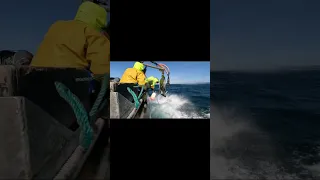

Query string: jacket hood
[133,62,145,71]
[75,1,107,31]
[146,76,159,83]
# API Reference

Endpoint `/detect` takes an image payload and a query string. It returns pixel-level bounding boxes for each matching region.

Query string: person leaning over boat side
[145,76,159,101]
[145,76,159,90]
[31,1,110,75]
[117,62,147,102]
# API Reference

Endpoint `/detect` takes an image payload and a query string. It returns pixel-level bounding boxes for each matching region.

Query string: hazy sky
[0,0,110,54]
[211,0,320,71]
[111,62,210,84]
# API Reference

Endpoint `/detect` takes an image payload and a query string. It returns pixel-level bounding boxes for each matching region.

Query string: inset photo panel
[110,61,210,119]
[110,0,210,179]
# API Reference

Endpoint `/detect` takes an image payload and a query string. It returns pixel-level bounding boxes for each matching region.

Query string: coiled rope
[127,86,144,108]
[55,73,108,150]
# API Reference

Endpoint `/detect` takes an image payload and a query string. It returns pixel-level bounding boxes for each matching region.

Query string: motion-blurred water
[211,70,320,179]
[148,84,210,119]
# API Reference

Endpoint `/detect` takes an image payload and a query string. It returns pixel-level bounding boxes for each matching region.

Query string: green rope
[127,87,139,108]
[138,87,144,99]
[55,82,93,150]
[132,86,145,98]
[127,86,144,108]
[55,73,108,150]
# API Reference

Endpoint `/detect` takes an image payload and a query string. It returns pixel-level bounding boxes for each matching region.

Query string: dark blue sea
[211,70,320,179]
[148,83,210,119]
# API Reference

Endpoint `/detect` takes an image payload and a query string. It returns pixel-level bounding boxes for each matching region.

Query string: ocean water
[211,70,320,179]
[147,83,210,119]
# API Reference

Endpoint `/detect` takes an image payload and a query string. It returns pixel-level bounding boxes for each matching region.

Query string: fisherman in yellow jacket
[118,62,159,102]
[120,62,147,86]
[31,1,109,75]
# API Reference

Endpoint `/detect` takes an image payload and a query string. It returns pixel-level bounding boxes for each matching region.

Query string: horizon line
[210,65,320,72]
[169,82,210,84]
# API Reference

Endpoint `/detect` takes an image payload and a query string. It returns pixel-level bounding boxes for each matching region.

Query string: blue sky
[0,0,110,53]
[211,0,320,71]
[111,62,210,84]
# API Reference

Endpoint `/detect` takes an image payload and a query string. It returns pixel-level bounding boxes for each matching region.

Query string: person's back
[120,62,146,85]
[117,62,146,102]
[31,2,109,75]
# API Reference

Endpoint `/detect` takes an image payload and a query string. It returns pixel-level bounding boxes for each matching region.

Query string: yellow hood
[133,62,145,71]
[146,76,159,88]
[75,1,107,31]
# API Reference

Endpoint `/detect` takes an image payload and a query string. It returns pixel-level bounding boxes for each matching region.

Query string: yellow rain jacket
[31,2,110,75]
[120,62,146,85]
[146,76,159,89]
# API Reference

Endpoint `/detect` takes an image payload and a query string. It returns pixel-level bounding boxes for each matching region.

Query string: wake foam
[210,105,305,179]
[300,146,320,178]
[147,94,209,119]
[305,161,320,178]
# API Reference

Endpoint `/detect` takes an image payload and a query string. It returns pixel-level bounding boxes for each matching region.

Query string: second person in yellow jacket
[145,76,159,90]
[31,1,110,75]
